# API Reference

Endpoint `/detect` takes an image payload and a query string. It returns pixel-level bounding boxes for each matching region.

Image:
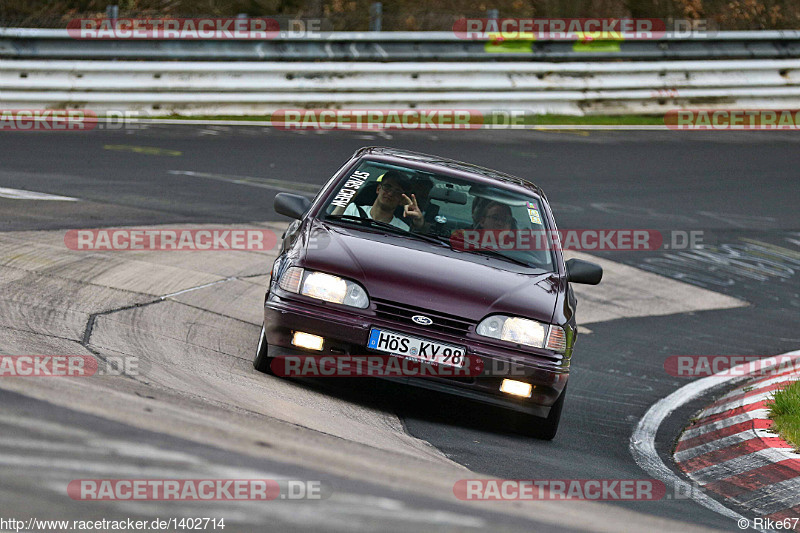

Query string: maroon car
[255,147,602,439]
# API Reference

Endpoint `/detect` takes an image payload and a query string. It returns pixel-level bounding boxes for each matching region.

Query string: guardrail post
[370,2,383,31]
[106,4,119,22]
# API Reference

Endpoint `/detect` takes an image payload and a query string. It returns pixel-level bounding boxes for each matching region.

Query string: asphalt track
[0,125,799,532]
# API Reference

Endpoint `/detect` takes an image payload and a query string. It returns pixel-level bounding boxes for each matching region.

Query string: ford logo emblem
[412,315,433,326]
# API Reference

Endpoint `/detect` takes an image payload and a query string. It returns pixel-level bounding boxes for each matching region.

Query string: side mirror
[565,258,603,285]
[274,193,312,220]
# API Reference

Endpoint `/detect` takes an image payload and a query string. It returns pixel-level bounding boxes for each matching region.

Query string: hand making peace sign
[402,193,425,229]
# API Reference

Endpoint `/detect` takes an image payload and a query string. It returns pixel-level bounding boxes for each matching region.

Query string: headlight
[302,271,347,302]
[278,267,369,309]
[476,315,550,349]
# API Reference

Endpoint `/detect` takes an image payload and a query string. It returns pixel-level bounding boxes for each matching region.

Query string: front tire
[253,324,274,375]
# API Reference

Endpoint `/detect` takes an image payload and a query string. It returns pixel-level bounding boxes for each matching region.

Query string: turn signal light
[546,326,567,353]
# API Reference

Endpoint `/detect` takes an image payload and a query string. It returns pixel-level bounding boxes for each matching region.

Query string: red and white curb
[631,350,800,532]
[675,360,800,528]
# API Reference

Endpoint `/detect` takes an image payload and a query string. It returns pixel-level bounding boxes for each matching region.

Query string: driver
[334,171,422,231]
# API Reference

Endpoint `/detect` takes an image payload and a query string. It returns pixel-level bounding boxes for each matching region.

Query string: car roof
[353,146,547,200]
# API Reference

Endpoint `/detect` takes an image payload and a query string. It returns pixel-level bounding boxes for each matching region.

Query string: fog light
[500,379,532,398]
[292,331,324,351]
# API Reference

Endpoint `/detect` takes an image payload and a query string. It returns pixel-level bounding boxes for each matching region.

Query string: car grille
[372,299,473,337]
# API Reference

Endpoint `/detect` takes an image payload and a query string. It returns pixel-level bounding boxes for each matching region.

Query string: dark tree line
[2,0,798,29]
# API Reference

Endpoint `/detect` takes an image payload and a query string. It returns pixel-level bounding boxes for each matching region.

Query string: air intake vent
[373,299,473,337]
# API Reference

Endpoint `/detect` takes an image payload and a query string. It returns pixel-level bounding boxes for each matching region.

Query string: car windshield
[320,159,555,271]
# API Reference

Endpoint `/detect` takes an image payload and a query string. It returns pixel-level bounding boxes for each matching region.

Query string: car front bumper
[264,292,569,417]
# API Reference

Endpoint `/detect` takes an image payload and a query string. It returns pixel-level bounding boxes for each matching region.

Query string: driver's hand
[402,194,424,229]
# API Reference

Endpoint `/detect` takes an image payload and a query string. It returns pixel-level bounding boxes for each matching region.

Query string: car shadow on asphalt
[276,375,536,438]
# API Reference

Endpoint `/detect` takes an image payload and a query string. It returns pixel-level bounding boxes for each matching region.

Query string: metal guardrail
[2,29,800,61]
[1,29,800,115]
[2,59,799,91]
[1,58,799,115]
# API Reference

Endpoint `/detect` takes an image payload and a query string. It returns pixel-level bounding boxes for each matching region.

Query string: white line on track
[0,413,92,437]
[0,187,79,201]
[679,410,771,441]
[630,349,800,533]
[167,170,321,194]
[0,437,92,454]
[0,455,212,477]
[0,436,200,463]
[0,400,485,530]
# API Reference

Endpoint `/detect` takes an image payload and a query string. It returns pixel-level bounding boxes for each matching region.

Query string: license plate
[367,328,465,368]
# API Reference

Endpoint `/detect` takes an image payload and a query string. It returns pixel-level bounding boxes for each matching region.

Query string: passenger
[475,200,515,231]
[334,171,422,231]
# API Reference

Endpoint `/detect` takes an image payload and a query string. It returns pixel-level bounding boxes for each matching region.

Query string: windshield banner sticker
[330,170,370,208]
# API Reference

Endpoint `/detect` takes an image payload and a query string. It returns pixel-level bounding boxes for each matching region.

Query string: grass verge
[769,380,800,449]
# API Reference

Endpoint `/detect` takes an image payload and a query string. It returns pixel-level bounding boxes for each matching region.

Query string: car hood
[299,220,559,324]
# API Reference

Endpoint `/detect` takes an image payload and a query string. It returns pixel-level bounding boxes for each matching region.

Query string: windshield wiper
[327,214,407,233]
[405,231,453,248]
[462,247,538,268]
[326,215,450,247]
